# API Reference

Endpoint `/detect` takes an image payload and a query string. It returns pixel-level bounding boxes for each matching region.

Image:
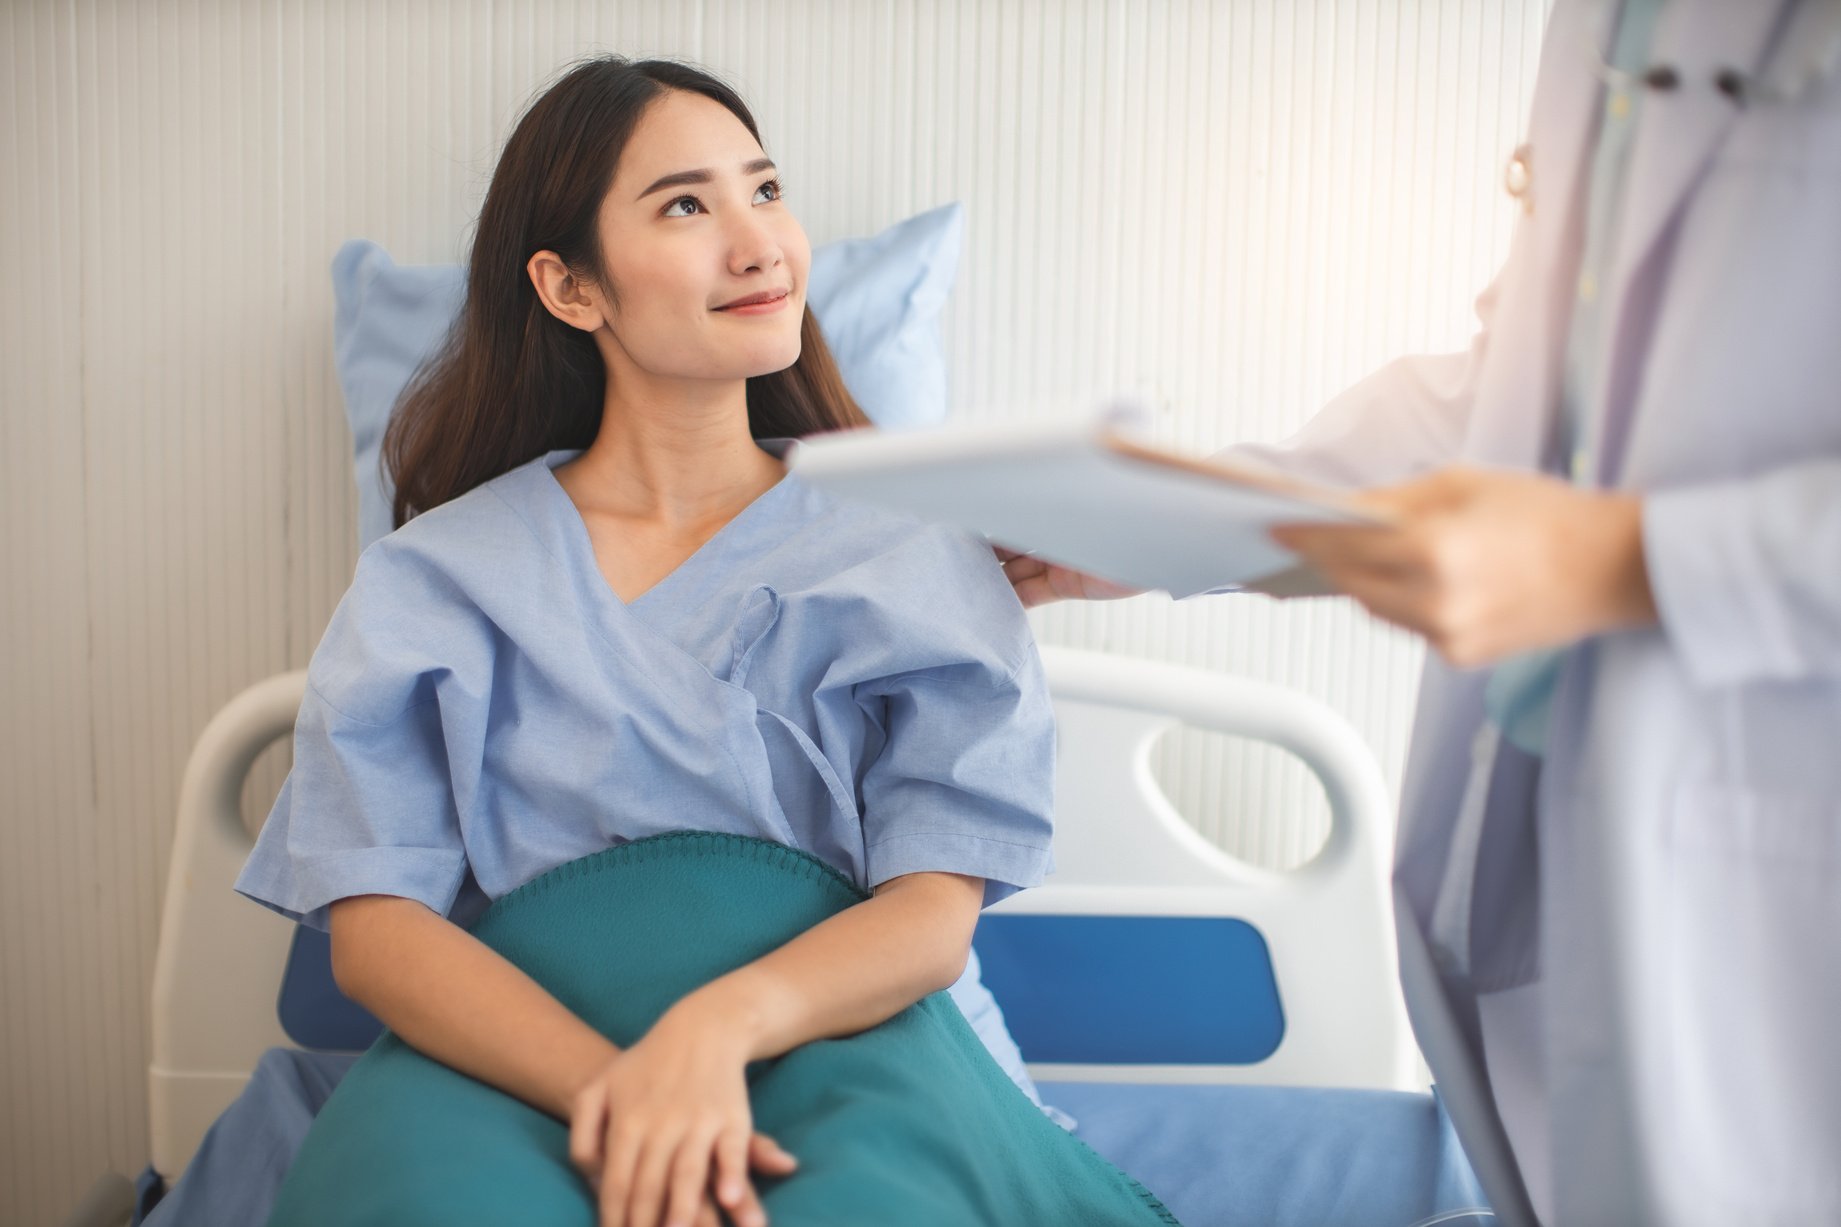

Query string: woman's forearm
[670,871,986,1063]
[328,894,617,1119]
[329,870,983,1113]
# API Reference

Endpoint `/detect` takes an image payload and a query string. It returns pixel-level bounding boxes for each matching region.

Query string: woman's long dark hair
[384,57,869,528]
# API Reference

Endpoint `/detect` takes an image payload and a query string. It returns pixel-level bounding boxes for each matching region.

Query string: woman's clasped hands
[570,994,797,1227]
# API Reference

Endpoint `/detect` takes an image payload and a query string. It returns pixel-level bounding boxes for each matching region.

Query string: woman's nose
[726,212,783,276]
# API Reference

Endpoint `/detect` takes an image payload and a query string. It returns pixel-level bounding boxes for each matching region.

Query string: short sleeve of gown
[235,543,475,932]
[856,530,1056,907]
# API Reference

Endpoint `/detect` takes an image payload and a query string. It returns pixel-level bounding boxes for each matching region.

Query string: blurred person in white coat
[1006,1,1841,1223]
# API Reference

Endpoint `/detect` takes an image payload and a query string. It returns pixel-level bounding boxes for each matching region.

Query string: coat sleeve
[1213,269,1505,489]
[1644,458,1841,687]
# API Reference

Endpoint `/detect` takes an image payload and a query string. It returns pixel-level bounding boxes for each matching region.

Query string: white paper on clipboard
[788,416,1382,598]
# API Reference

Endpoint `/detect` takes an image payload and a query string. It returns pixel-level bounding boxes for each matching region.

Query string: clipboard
[789,417,1382,598]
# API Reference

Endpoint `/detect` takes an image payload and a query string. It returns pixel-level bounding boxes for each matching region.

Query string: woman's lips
[714,291,790,315]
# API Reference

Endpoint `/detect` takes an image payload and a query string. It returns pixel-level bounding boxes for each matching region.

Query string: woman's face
[590,89,809,385]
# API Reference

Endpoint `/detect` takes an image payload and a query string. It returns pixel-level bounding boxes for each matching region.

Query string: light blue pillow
[332,202,965,551]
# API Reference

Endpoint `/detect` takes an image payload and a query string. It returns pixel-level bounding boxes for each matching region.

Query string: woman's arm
[333,870,982,1105]
[684,869,986,1057]
[329,893,618,1119]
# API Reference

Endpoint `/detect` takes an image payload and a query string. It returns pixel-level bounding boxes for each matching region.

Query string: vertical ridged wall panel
[6,1,87,1210]
[0,1,1548,1218]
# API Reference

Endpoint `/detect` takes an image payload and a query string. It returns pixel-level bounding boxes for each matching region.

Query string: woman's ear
[526,250,608,333]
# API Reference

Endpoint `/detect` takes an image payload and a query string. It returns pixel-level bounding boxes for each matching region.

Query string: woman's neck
[562,375,784,527]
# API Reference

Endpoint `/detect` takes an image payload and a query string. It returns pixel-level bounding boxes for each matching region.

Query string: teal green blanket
[268,832,1180,1226]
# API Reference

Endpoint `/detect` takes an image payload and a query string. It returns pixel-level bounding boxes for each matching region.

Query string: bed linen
[145,1041,1490,1225]
[264,833,1177,1226]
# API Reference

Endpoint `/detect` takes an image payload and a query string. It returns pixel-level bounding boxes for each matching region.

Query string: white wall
[0,1,1547,1219]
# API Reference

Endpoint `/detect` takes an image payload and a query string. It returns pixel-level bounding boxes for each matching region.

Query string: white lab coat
[1228,1,1841,1222]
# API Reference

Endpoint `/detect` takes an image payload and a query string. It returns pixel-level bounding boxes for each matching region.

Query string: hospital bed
[88,644,1489,1226]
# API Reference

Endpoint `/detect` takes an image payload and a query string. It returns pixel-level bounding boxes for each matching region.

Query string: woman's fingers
[714,1129,753,1210]
[716,1128,778,1227]
[626,1128,685,1227]
[748,1132,799,1176]
[1272,523,1424,581]
[1271,521,1461,641]
[570,1081,609,1184]
[1325,560,1501,664]
[724,1179,770,1227]
[662,1127,722,1227]
[1012,560,1142,607]
[593,1123,778,1227]
[1351,467,1476,520]
[1008,568,1060,609]
[599,1127,785,1227]
[997,552,1051,599]
[1332,568,1436,636]
[598,1119,644,1227]
[718,1131,794,1227]
[996,547,1143,607]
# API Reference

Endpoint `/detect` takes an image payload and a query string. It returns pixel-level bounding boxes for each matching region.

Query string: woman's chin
[743,338,804,378]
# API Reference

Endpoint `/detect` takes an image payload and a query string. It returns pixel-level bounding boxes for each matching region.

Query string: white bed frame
[149,645,1420,1180]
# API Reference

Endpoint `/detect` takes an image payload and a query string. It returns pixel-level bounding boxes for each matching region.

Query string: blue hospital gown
[236,443,1058,1104]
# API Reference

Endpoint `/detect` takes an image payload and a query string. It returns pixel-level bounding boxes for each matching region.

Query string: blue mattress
[1040,1081,1490,1227]
[142,1049,1489,1227]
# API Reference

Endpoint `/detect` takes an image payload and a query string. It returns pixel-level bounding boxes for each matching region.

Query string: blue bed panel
[972,914,1285,1065]
[277,926,384,1052]
[281,914,1287,1066]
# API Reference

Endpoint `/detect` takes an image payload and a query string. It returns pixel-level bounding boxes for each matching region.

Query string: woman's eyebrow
[637,157,777,201]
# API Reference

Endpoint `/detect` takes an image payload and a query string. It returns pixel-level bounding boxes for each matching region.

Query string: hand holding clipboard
[788,414,1383,599]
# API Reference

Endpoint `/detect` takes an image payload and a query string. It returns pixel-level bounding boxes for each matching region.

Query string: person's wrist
[1590,492,1658,633]
[666,970,787,1062]
[557,1033,622,1118]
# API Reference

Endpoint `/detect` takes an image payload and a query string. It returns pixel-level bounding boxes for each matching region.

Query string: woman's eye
[754,178,783,204]
[663,196,702,218]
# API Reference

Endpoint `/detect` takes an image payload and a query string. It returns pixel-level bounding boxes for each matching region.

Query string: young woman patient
[235,57,1064,1227]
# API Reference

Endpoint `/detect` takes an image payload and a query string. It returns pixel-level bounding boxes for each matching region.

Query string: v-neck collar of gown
[532,438,799,614]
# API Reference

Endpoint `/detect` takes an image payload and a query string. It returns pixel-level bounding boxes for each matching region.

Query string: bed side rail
[148,670,306,1178]
[989,646,1418,1090]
